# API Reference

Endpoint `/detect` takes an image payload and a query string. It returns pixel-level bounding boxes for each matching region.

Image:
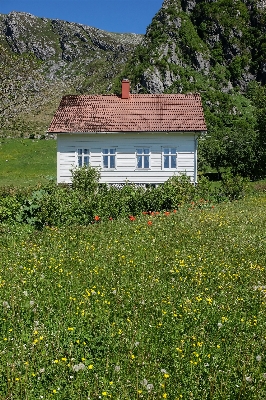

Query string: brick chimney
[121,79,130,99]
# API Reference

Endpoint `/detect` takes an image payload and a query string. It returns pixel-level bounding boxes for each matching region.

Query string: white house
[48,80,207,185]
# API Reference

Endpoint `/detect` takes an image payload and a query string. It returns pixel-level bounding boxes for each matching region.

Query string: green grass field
[0,138,56,187]
[0,193,266,398]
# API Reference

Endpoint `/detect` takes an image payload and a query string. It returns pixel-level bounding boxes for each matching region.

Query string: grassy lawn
[0,138,56,187]
[0,194,266,398]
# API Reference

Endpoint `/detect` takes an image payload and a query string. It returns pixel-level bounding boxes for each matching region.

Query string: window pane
[110,155,115,169]
[78,149,82,155]
[164,148,169,155]
[171,148,176,154]
[164,155,169,168]
[103,156,108,168]
[103,149,108,154]
[171,155,176,169]
[78,156,82,167]
[110,149,115,154]
[84,149,89,155]
[136,149,142,155]
[84,156,89,166]
[144,155,149,168]
[144,148,149,155]
[137,155,142,168]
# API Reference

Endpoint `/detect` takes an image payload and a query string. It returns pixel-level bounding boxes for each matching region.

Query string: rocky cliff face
[122,0,266,94]
[0,11,142,136]
[118,0,266,177]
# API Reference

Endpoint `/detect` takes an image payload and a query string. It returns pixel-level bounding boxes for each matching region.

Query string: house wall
[57,132,198,184]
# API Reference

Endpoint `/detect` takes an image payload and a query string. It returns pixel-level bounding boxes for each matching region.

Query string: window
[136,148,150,169]
[77,148,89,167]
[163,148,177,169]
[102,148,116,169]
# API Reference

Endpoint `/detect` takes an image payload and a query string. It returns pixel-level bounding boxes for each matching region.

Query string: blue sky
[0,0,163,34]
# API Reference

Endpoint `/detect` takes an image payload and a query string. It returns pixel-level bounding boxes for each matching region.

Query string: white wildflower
[256,355,262,362]
[3,301,10,308]
[146,383,154,392]
[245,376,252,383]
[73,362,85,372]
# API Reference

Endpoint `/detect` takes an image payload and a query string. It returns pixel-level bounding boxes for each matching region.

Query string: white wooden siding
[57,132,198,184]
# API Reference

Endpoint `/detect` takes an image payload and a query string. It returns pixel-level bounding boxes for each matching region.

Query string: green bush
[0,169,252,228]
[71,165,100,195]
[221,170,248,200]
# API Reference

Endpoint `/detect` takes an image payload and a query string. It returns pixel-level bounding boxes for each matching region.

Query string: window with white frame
[163,148,177,169]
[136,148,150,169]
[77,148,89,167]
[102,148,116,169]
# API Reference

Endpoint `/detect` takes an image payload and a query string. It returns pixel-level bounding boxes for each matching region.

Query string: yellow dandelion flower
[164,373,170,378]
[163,393,167,398]
[102,392,108,396]
[67,327,74,331]
[88,364,94,370]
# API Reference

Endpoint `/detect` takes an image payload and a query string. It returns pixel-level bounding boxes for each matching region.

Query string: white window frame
[76,148,90,167]
[102,148,116,169]
[135,148,150,169]
[162,147,177,170]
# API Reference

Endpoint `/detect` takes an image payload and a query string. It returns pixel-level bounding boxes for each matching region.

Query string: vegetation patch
[0,191,265,398]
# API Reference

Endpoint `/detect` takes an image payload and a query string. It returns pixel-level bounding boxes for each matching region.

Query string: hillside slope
[118,0,266,176]
[0,11,142,136]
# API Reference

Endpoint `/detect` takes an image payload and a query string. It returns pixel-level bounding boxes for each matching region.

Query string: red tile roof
[48,93,207,133]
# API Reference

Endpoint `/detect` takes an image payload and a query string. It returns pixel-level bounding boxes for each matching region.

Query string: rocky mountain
[121,0,266,93]
[118,0,266,177]
[0,11,142,136]
[1,2,265,177]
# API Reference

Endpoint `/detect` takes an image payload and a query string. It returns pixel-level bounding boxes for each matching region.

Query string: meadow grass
[0,138,56,187]
[0,193,266,399]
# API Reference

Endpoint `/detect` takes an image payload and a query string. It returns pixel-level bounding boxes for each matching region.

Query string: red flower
[164,211,170,216]
[147,220,153,226]
[94,215,100,221]
[129,215,136,221]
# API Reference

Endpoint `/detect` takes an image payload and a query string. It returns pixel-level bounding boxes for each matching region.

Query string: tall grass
[0,193,265,398]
